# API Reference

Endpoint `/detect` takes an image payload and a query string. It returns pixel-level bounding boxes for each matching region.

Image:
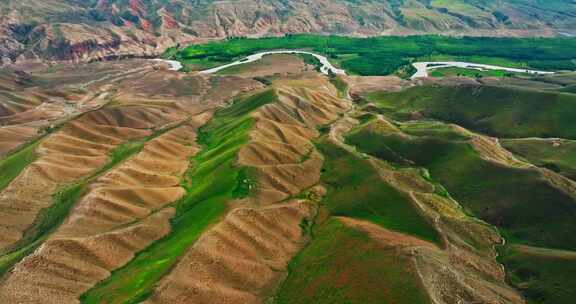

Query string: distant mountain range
[1,0,576,64]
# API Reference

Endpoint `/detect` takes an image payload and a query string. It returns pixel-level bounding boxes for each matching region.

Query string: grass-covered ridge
[346,119,576,251]
[274,218,432,304]
[0,137,43,193]
[353,72,576,303]
[316,139,441,245]
[499,245,576,304]
[365,84,576,139]
[172,35,576,76]
[81,89,277,304]
[501,139,576,180]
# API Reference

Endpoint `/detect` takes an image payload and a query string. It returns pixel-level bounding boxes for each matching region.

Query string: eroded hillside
[0,53,575,304]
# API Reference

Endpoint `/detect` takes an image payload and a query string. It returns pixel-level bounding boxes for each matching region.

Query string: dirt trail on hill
[145,75,351,304]
[0,122,205,303]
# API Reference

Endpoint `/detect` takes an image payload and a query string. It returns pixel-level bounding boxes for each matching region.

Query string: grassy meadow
[365,84,576,139]
[346,120,576,251]
[316,139,441,245]
[501,139,576,180]
[274,218,432,304]
[500,245,576,304]
[346,84,576,304]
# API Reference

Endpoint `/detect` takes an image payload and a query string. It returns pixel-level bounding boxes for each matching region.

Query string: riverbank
[151,59,183,71]
[196,51,346,76]
[161,50,557,80]
[411,61,554,79]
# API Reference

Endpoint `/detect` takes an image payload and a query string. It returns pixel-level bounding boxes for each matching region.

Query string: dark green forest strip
[81,90,277,304]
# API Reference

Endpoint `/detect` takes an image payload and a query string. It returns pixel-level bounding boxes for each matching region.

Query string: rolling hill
[1,2,576,301]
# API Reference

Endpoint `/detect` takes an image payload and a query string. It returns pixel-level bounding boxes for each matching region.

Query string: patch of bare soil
[144,76,351,303]
[0,60,256,156]
[202,76,264,106]
[247,82,350,204]
[0,60,173,164]
[219,54,307,78]
[0,60,160,128]
[0,124,203,303]
[0,208,174,304]
[0,60,263,300]
[344,75,411,95]
[0,126,37,156]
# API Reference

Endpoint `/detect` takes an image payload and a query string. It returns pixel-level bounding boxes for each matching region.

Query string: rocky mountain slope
[2,0,576,65]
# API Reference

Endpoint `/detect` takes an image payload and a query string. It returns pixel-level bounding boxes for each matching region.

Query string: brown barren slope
[0,123,204,303]
[217,54,308,78]
[0,105,184,251]
[0,126,37,156]
[0,60,178,156]
[145,74,351,304]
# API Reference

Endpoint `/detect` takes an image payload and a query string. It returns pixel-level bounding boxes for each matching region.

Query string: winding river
[154,51,556,79]
[151,58,183,71]
[410,61,554,79]
[197,50,347,75]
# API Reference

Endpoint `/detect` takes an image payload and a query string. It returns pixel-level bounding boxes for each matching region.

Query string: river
[197,51,346,75]
[151,59,183,71]
[153,52,556,79]
[410,61,554,79]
